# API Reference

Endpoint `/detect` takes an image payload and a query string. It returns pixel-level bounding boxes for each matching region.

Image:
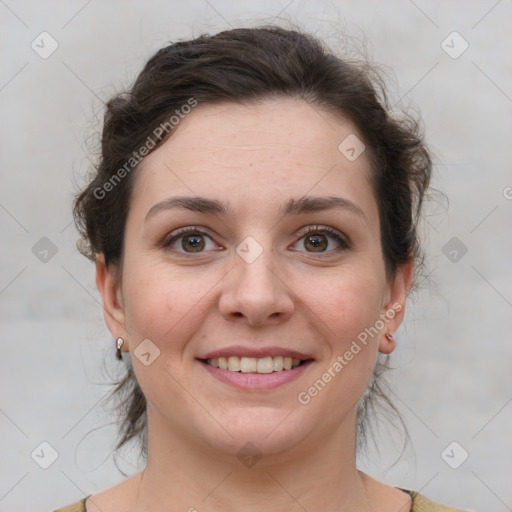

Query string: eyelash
[162,225,350,257]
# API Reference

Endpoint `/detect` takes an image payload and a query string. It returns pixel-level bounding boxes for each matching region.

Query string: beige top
[53,489,469,512]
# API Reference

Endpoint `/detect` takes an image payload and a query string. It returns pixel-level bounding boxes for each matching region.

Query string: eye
[292,225,350,255]
[162,225,350,257]
[162,227,220,255]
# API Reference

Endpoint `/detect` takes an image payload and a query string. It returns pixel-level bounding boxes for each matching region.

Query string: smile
[205,355,303,373]
[199,357,314,390]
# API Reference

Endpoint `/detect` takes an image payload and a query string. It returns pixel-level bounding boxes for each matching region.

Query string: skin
[92,98,414,512]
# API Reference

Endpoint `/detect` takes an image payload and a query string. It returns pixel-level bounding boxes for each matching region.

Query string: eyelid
[295,224,346,239]
[160,226,216,249]
[292,225,351,252]
[161,225,212,244]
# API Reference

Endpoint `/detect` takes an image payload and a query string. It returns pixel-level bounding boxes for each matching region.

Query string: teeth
[206,355,303,373]
[240,357,257,373]
[257,356,273,374]
[273,356,284,371]
[227,356,240,372]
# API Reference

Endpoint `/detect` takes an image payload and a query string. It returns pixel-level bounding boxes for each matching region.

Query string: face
[97,99,411,461]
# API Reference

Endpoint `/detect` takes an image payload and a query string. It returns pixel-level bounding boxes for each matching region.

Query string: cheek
[122,263,213,352]
[299,269,383,397]
[301,269,384,344]
[294,274,383,420]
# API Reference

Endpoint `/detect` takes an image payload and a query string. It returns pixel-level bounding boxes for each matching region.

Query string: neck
[129,408,374,512]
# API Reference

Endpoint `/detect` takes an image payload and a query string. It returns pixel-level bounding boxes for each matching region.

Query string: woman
[54,25,469,512]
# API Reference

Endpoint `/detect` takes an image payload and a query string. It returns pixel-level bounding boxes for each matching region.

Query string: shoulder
[404,489,471,512]
[58,472,143,512]
[52,496,89,512]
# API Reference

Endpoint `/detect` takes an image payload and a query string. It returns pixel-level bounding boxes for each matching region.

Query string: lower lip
[199,360,313,390]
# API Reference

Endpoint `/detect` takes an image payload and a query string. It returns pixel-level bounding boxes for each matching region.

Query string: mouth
[197,354,315,390]
[196,346,315,389]
[200,355,314,373]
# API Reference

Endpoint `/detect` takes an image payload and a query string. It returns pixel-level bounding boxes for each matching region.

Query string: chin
[198,406,317,462]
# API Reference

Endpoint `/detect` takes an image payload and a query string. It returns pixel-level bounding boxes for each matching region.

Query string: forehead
[131,98,374,216]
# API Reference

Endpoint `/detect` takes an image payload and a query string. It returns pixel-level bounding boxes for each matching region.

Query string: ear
[378,258,414,354]
[95,253,126,347]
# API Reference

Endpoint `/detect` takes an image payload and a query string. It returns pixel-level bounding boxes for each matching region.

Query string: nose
[218,244,295,327]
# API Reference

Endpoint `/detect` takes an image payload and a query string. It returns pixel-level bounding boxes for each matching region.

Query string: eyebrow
[145,195,368,224]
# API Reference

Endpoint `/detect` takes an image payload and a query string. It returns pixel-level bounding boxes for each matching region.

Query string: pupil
[183,235,204,251]
[306,235,326,251]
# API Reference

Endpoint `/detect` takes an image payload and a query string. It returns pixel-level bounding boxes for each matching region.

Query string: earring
[116,337,124,360]
[384,332,394,342]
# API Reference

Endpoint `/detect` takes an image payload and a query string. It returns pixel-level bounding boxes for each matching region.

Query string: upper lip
[199,345,314,360]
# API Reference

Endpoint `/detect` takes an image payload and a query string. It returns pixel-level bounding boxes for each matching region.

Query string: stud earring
[384,332,394,343]
[116,337,124,360]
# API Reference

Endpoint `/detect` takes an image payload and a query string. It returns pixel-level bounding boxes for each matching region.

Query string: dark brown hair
[73,25,431,461]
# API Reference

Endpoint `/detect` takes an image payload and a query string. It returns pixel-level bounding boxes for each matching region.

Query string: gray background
[1,1,511,511]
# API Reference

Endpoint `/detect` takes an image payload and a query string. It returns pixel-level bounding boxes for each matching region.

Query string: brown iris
[304,234,327,252]
[182,234,205,252]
